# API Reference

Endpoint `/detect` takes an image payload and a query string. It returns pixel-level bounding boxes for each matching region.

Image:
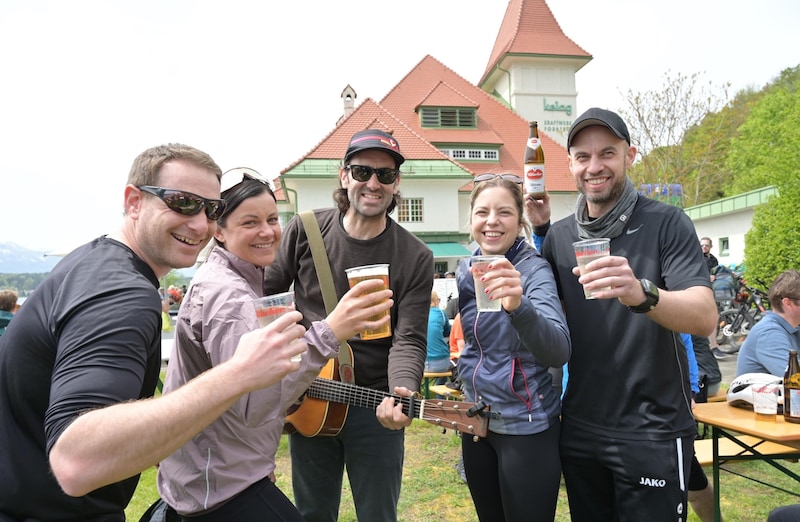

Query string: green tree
[727,72,800,195]
[679,86,761,205]
[618,71,730,205]
[744,183,800,285]
[734,67,800,283]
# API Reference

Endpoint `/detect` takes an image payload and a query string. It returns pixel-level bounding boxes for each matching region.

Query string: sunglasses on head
[138,186,227,221]
[346,165,400,185]
[474,174,523,185]
[220,167,270,193]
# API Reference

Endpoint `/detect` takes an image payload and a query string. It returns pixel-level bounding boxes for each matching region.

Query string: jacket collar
[206,245,266,294]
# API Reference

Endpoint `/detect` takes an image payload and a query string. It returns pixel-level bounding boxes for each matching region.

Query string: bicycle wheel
[716,309,755,354]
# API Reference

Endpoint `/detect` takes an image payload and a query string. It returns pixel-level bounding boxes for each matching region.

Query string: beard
[583,164,628,207]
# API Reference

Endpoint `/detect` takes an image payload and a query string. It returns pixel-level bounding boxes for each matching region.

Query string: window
[720,237,730,256]
[420,107,476,128]
[398,198,423,223]
[439,148,499,162]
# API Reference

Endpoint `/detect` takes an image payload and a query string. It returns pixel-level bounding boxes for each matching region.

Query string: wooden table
[421,371,452,398]
[693,402,800,521]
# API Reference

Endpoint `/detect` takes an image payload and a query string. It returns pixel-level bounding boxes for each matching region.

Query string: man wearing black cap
[526,108,717,521]
[265,129,433,522]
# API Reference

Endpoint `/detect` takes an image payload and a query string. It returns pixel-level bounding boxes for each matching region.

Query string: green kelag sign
[543,98,572,116]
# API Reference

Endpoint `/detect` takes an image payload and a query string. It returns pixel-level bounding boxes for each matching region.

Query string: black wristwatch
[627,278,660,313]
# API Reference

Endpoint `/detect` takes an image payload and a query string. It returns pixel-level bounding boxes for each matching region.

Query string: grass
[125,417,800,521]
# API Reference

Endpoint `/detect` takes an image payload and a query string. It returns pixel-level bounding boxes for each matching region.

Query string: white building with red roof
[274,0,590,275]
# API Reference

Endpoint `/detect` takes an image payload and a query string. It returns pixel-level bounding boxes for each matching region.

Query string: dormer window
[420,107,476,128]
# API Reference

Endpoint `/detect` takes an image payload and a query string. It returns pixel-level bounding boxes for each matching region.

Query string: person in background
[700,237,718,278]
[264,129,433,522]
[768,504,800,521]
[425,290,452,377]
[444,293,459,320]
[449,310,468,483]
[161,299,174,332]
[457,173,570,520]
[692,333,722,399]
[527,108,717,521]
[702,237,728,359]
[449,311,465,359]
[0,289,18,337]
[681,333,717,522]
[736,270,800,376]
[157,168,392,519]
[0,144,308,520]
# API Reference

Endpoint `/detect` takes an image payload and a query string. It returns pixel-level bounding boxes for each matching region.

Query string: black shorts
[688,452,709,491]
[561,423,694,521]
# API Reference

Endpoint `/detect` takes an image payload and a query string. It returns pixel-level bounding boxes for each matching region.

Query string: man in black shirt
[529,109,717,521]
[700,237,719,275]
[0,144,307,520]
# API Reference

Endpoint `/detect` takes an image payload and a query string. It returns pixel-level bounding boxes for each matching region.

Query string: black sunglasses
[474,174,523,185]
[346,165,400,185]
[138,186,227,220]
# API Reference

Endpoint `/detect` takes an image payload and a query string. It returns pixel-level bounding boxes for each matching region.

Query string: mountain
[0,242,62,273]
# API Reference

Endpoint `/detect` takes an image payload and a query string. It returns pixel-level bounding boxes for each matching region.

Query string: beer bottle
[784,350,800,423]
[523,121,546,199]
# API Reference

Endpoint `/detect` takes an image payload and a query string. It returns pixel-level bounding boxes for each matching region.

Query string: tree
[744,183,800,286]
[734,67,800,284]
[679,86,761,204]
[618,71,730,206]
[727,68,800,195]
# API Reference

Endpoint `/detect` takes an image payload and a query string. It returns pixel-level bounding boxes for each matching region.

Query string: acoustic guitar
[285,376,490,439]
[283,356,349,437]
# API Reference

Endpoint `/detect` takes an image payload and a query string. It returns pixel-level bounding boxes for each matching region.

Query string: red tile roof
[380,55,574,192]
[480,0,591,86]
[281,98,453,175]
[279,0,580,195]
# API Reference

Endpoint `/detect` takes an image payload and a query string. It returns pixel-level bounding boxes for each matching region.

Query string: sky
[1,0,798,252]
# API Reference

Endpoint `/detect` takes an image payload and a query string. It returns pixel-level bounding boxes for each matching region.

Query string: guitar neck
[306,378,417,417]
[304,377,490,438]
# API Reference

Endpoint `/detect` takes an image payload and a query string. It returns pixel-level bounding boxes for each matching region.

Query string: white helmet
[727,373,784,410]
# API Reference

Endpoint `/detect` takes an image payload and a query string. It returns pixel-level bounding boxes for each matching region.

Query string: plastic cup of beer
[753,384,779,421]
[471,255,504,312]
[345,264,391,340]
[573,238,611,299]
[253,291,301,362]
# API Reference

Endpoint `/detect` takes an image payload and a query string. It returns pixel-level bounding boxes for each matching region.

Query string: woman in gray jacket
[156,168,392,520]
[457,174,571,521]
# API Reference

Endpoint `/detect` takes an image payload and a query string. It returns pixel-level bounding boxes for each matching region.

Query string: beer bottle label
[790,389,800,418]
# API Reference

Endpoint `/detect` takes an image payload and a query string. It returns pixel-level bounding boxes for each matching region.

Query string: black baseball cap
[567,108,631,149]
[344,129,405,168]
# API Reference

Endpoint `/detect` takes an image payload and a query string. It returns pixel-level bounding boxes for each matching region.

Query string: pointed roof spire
[480,0,591,86]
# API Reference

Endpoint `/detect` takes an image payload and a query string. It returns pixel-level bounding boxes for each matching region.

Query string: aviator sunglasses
[138,186,227,220]
[474,174,523,184]
[346,165,400,185]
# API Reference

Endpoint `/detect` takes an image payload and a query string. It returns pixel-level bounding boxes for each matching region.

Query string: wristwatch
[627,278,660,313]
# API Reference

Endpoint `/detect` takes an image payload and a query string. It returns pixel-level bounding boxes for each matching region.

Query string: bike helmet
[727,373,784,410]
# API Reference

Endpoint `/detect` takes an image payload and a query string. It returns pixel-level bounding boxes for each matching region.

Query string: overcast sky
[2,0,798,252]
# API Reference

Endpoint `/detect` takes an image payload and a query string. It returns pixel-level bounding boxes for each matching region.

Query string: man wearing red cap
[265,129,433,522]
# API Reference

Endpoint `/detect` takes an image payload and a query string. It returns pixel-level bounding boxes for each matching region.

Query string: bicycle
[715,279,769,354]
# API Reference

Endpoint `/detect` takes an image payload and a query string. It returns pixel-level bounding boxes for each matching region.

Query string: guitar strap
[299,211,355,383]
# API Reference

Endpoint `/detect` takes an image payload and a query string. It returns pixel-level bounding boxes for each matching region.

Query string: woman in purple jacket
[457,174,571,521]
